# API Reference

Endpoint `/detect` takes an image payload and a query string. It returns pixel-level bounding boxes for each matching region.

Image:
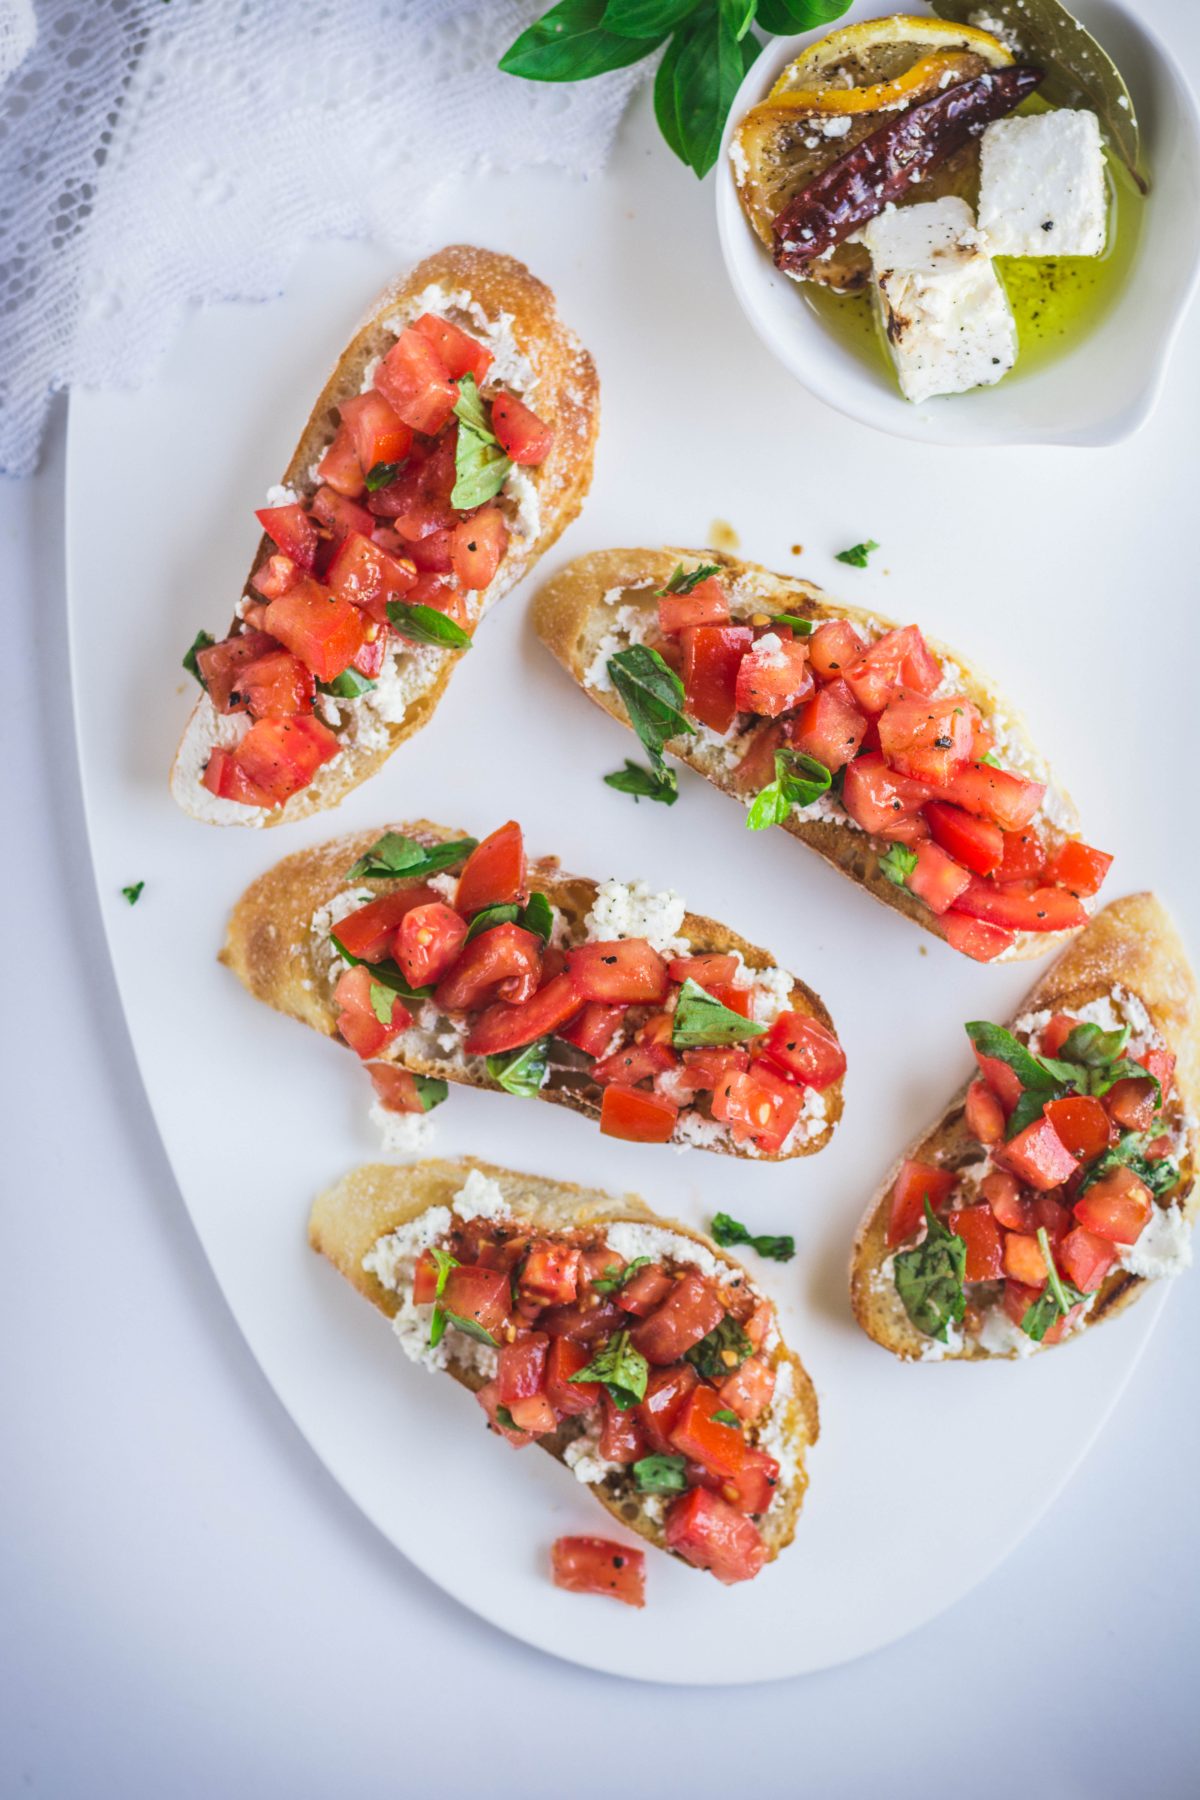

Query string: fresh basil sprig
[570,1329,649,1410]
[880,842,918,888]
[606,643,694,793]
[632,1452,689,1494]
[966,1019,1161,1141]
[746,747,831,831]
[711,1211,795,1262]
[604,758,679,806]
[893,1200,966,1344]
[451,372,513,509]
[671,978,767,1049]
[387,599,473,651]
[685,1314,754,1380]
[520,892,554,941]
[835,539,880,569]
[656,561,722,598]
[183,628,215,686]
[345,831,477,882]
[1020,1228,1088,1343]
[486,1038,551,1098]
[591,1255,653,1294]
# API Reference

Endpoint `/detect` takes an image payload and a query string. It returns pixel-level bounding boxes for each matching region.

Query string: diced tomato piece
[599,1085,678,1143]
[394,902,469,987]
[1034,1194,1071,1245]
[433,922,542,1013]
[1000,1280,1041,1330]
[332,964,411,1059]
[555,1002,625,1058]
[599,1392,648,1464]
[702,982,751,1019]
[759,1012,845,1091]
[718,1355,776,1423]
[316,422,365,497]
[491,390,554,465]
[411,1247,440,1304]
[227,714,340,804]
[465,971,582,1056]
[591,1041,677,1087]
[1138,1047,1175,1101]
[886,1160,957,1246]
[374,326,457,434]
[941,912,1016,962]
[711,1063,805,1155]
[368,432,459,542]
[551,1536,645,1607]
[664,1488,768,1585]
[841,752,932,843]
[998,825,1045,882]
[456,821,526,916]
[255,502,318,570]
[442,1264,510,1338]
[906,839,972,915]
[878,690,974,787]
[1000,1115,1078,1191]
[1073,1166,1154,1244]
[809,618,867,680]
[965,1078,1006,1146]
[251,553,300,600]
[658,576,730,635]
[475,1379,533,1445]
[229,650,311,721]
[310,484,376,551]
[333,887,440,963]
[743,1302,774,1349]
[519,1242,582,1308]
[734,634,813,718]
[264,577,366,681]
[637,1363,698,1453]
[405,526,454,572]
[545,1337,601,1415]
[971,1048,1022,1115]
[980,1170,1033,1233]
[195,630,278,714]
[327,531,416,627]
[679,1046,749,1096]
[951,879,1088,935]
[411,311,493,384]
[450,504,507,591]
[1103,1077,1157,1133]
[788,684,868,771]
[947,1205,1004,1282]
[367,1062,430,1117]
[669,1385,779,1515]
[619,1264,675,1318]
[1043,838,1113,898]
[666,953,738,989]
[1060,1226,1119,1294]
[934,762,1046,832]
[843,624,941,714]
[567,940,670,1006]
[338,389,413,475]
[925,800,1003,877]
[1039,1012,1079,1057]
[1045,1094,1113,1159]
[1004,1231,1049,1288]
[506,1392,556,1434]
[629,1272,723,1365]
[496,1334,549,1405]
[681,623,754,733]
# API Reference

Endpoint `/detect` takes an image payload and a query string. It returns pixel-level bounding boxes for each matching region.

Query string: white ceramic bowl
[715,0,1200,447]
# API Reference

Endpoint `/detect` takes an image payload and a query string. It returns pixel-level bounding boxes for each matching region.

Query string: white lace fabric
[0,0,644,476]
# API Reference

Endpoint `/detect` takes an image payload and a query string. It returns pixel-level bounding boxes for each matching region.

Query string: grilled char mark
[771,65,1044,273]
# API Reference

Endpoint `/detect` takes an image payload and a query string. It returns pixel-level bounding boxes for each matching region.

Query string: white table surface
[4,4,1200,1785]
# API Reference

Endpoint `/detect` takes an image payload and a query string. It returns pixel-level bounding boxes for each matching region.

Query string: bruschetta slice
[172,245,598,827]
[850,894,1199,1360]
[309,1157,819,1584]
[531,548,1112,962]
[221,818,846,1159]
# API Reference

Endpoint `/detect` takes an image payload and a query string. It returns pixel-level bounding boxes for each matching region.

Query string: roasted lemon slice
[771,16,1011,94]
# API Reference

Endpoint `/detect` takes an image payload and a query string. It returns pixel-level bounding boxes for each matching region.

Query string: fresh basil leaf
[632,1452,689,1494]
[430,1246,459,1296]
[486,1038,551,1098]
[450,385,513,510]
[452,372,496,443]
[369,981,400,1026]
[770,612,815,635]
[880,842,918,888]
[978,751,1003,769]
[965,1021,1064,1096]
[604,758,679,805]
[364,460,402,492]
[671,0,747,178]
[685,1314,754,1380]
[746,747,832,831]
[318,667,377,699]
[570,1329,649,1409]
[1005,1087,1055,1140]
[1077,1131,1180,1199]
[607,643,694,775]
[604,0,698,38]
[591,1256,653,1295]
[834,539,879,569]
[183,628,215,686]
[466,902,521,941]
[656,560,723,598]
[331,951,433,1002]
[345,831,477,883]
[671,978,767,1049]
[121,881,145,906]
[413,1076,449,1113]
[894,1200,966,1343]
[653,20,689,163]
[756,0,850,32]
[386,600,473,651]
[520,892,554,942]
[494,1404,521,1432]
[710,1212,795,1263]
[712,1409,741,1427]
[1085,1056,1161,1109]
[440,1309,499,1348]
[499,0,662,81]
[1059,1021,1130,1068]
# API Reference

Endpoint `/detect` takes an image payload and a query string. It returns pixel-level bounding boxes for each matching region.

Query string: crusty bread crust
[221,820,844,1159]
[308,1157,819,1565]
[850,894,1200,1360]
[172,245,599,827]
[531,546,1083,960]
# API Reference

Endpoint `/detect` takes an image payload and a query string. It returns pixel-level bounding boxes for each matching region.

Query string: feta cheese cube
[977,110,1107,257]
[859,198,1017,405]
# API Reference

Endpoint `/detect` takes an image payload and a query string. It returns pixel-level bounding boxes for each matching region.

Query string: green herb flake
[569,1330,649,1410]
[1020,1228,1088,1343]
[685,1314,753,1381]
[486,1037,551,1098]
[451,372,513,509]
[607,642,694,777]
[745,747,831,832]
[121,881,145,906]
[440,1309,499,1348]
[386,600,473,651]
[632,1452,689,1495]
[368,981,398,1026]
[710,1211,795,1263]
[893,1200,966,1344]
[671,979,767,1050]
[711,1409,741,1428]
[770,612,815,635]
[520,891,555,942]
[412,1076,449,1113]
[345,831,478,883]
[466,902,521,941]
[590,1256,652,1296]
[182,628,215,686]
[656,561,723,598]
[364,460,403,492]
[603,758,679,806]
[879,842,918,888]
[494,1404,521,1432]
[318,668,377,699]
[1077,1131,1180,1199]
[834,539,880,569]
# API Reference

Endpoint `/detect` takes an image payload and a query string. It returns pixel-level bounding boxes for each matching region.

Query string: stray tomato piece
[1043,838,1113,898]
[947,1206,1004,1282]
[599,1084,678,1144]
[760,1012,845,1091]
[711,1064,805,1155]
[965,1078,1006,1146]
[451,504,507,590]
[808,618,867,680]
[456,820,526,915]
[841,752,932,843]
[681,623,754,733]
[886,1160,957,1247]
[718,1355,776,1423]
[394,902,469,988]
[567,939,670,1006]
[1004,1231,1049,1288]
[980,1170,1033,1234]
[433,921,543,1013]
[664,1488,767,1585]
[788,684,868,771]
[374,326,457,434]
[316,422,365,497]
[1103,1077,1157,1133]
[411,311,493,384]
[951,878,1087,935]
[906,839,972,915]
[519,1242,582,1309]
[1000,1115,1079,1192]
[367,1062,429,1118]
[551,1536,646,1607]
[924,800,1003,877]
[1060,1225,1119,1294]
[491,390,554,465]
[255,501,318,570]
[1045,1094,1113,1160]
[264,577,367,682]
[734,633,813,718]
[941,912,1016,962]
[1073,1166,1154,1244]
[658,576,730,635]
[332,964,411,1059]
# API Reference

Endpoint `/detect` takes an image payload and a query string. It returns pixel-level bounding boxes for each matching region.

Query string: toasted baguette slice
[309,1157,819,1571]
[532,546,1086,960]
[221,819,844,1159]
[172,245,599,828]
[850,894,1200,1360]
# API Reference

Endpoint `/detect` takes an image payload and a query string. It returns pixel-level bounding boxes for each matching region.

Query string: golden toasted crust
[308,1158,819,1565]
[531,546,1083,960]
[850,894,1200,1360]
[221,821,844,1160]
[172,245,599,827]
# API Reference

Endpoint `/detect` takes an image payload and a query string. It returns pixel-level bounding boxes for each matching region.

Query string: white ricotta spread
[1120,1205,1193,1280]
[918,1319,963,1361]
[583,879,689,956]
[756,1359,799,1490]
[976,1305,1039,1358]
[603,1222,734,1290]
[747,964,794,1024]
[563,1420,621,1487]
[452,1168,510,1224]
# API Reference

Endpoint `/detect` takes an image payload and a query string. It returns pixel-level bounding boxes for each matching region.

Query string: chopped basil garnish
[183,628,215,686]
[345,831,477,882]
[893,1200,966,1344]
[318,668,377,698]
[834,539,879,568]
[656,562,722,598]
[1076,1130,1180,1199]
[368,980,400,1026]
[494,1404,521,1432]
[671,979,767,1049]
[1020,1228,1088,1343]
[685,1315,753,1381]
[364,459,403,491]
[486,1037,551,1097]
[466,902,521,940]
[979,750,1003,769]
[329,942,434,1001]
[569,1330,649,1410]
[121,881,145,906]
[966,1019,1161,1142]
[632,1453,688,1494]
[519,891,554,942]
[606,643,694,783]
[440,1309,499,1348]
[710,1212,795,1263]
[745,748,832,832]
[711,1409,741,1428]
[770,612,815,635]
[879,842,918,887]
[451,373,513,509]
[412,1075,449,1112]
[427,1246,460,1347]
[603,758,679,806]
[590,1256,652,1296]
[386,599,472,651]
